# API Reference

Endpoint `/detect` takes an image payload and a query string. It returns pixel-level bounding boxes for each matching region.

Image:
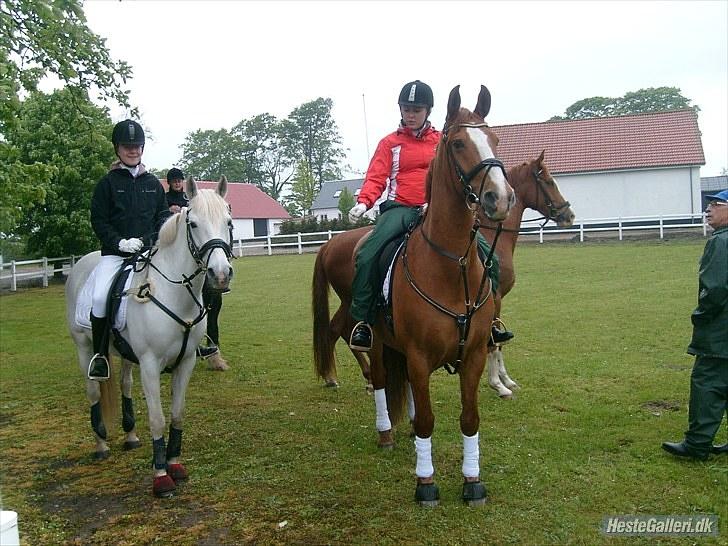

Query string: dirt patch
[641,400,683,415]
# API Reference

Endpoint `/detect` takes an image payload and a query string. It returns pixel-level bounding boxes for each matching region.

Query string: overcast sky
[83,0,727,178]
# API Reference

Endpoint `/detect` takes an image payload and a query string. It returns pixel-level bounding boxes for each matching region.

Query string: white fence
[0,213,710,291]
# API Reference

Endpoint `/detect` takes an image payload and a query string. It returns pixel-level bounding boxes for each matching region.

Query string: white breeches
[92,255,124,317]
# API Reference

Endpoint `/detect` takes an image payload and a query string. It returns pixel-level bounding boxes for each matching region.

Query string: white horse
[65,176,233,498]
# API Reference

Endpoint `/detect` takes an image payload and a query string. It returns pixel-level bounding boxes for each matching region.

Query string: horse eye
[452,140,465,150]
[227,220,233,228]
[189,221,198,229]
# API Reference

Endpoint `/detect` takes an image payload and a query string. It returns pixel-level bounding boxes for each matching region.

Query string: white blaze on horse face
[465,127,512,219]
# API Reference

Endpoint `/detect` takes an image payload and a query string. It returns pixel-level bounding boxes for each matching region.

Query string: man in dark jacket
[663,189,728,460]
[87,120,171,381]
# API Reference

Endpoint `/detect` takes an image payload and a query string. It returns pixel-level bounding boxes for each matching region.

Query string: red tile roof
[164,180,290,219]
[491,109,705,174]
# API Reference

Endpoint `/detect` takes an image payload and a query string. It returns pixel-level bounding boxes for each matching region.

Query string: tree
[6,88,114,256]
[337,187,355,219]
[285,160,317,217]
[550,87,699,121]
[179,128,248,181]
[233,113,292,200]
[0,0,133,235]
[281,98,345,191]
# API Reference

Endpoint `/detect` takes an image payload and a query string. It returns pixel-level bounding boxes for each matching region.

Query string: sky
[82,0,728,179]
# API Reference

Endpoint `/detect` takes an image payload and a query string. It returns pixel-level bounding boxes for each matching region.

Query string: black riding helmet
[398,80,434,109]
[112,119,145,147]
[167,167,184,182]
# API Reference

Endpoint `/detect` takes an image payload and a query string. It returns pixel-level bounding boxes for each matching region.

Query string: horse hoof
[462,480,488,506]
[503,380,519,390]
[324,380,339,388]
[167,463,189,482]
[499,393,513,400]
[415,482,439,507]
[365,383,374,395]
[94,450,110,460]
[123,440,142,451]
[153,475,176,498]
[377,430,395,449]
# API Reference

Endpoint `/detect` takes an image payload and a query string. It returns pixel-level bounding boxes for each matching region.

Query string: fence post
[297,232,303,254]
[11,260,16,292]
[539,225,544,244]
[703,212,707,237]
[71,255,76,268]
[659,216,664,239]
[328,230,332,240]
[618,217,623,241]
[267,235,272,256]
[580,222,584,242]
[42,257,48,287]
[0,254,3,274]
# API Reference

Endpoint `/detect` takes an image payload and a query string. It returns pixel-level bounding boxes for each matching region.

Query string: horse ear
[474,85,491,119]
[186,176,198,200]
[538,149,545,165]
[446,85,461,125]
[217,175,228,199]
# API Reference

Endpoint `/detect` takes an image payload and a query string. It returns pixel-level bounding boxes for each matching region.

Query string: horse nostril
[228,267,233,278]
[483,191,497,211]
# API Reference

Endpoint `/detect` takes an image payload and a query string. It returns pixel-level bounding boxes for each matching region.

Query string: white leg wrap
[406,382,416,421]
[415,435,434,478]
[374,388,392,432]
[462,432,480,478]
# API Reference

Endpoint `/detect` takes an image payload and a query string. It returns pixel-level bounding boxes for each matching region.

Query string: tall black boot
[491,318,514,345]
[89,314,110,381]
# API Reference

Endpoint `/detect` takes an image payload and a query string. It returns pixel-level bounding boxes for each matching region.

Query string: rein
[128,208,233,373]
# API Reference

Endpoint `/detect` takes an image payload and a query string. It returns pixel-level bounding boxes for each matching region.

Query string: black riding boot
[349,322,373,352]
[491,319,514,345]
[89,314,110,381]
[196,344,219,359]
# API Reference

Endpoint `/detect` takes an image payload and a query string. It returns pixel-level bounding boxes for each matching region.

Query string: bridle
[132,206,234,372]
[402,121,505,374]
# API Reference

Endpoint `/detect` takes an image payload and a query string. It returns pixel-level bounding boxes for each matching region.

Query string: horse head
[439,85,514,221]
[524,151,575,227]
[185,175,234,290]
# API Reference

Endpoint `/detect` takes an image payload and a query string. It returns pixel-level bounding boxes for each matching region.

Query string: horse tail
[383,345,408,426]
[312,249,335,381]
[99,356,119,434]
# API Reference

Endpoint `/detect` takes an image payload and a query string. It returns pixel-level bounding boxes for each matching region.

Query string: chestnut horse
[481,151,575,397]
[314,85,514,505]
[313,152,574,398]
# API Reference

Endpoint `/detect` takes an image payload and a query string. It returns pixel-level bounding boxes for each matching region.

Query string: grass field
[0,238,726,545]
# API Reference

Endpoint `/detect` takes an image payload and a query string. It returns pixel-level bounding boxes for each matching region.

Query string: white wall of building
[231,218,286,239]
[526,166,702,222]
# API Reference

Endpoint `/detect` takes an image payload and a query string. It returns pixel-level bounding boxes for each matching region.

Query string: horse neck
[424,157,478,252]
[148,225,205,301]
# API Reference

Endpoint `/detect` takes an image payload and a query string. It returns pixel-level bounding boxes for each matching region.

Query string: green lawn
[0,239,726,545]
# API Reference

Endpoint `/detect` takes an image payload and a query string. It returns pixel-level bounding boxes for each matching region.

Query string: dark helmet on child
[167,167,184,182]
[398,80,434,109]
[112,119,145,147]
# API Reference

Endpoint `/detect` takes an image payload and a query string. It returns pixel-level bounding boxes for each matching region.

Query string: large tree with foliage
[233,113,292,200]
[337,187,355,219]
[0,0,133,235]
[7,88,114,256]
[179,128,248,181]
[550,87,698,121]
[281,98,345,191]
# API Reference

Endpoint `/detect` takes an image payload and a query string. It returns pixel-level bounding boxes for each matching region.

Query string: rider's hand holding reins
[119,238,143,253]
[349,203,367,222]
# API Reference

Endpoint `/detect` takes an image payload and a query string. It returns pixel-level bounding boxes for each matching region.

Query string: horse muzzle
[482,184,515,222]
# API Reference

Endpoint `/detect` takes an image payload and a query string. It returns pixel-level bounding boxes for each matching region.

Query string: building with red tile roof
[491,109,706,221]
[164,180,290,238]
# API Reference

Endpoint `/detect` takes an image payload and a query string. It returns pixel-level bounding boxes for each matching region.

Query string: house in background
[492,109,706,222]
[311,178,384,221]
[164,180,290,238]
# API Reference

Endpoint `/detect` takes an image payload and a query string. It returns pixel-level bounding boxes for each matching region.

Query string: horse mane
[156,189,228,249]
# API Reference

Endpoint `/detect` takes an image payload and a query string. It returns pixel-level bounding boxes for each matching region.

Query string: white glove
[119,238,143,253]
[348,203,367,222]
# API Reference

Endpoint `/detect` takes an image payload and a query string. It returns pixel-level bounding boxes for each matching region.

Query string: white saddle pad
[75,264,134,331]
[382,241,405,302]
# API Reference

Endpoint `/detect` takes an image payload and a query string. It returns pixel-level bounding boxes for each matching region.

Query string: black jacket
[166,188,189,209]
[91,164,171,256]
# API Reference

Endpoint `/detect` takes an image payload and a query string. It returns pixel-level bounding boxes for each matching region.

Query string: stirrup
[196,345,219,359]
[88,353,110,381]
[490,318,514,346]
[349,321,373,352]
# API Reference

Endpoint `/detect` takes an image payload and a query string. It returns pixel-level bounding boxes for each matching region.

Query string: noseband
[185,210,234,267]
[444,123,508,210]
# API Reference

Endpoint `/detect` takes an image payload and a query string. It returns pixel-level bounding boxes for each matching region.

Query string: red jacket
[357,123,440,209]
